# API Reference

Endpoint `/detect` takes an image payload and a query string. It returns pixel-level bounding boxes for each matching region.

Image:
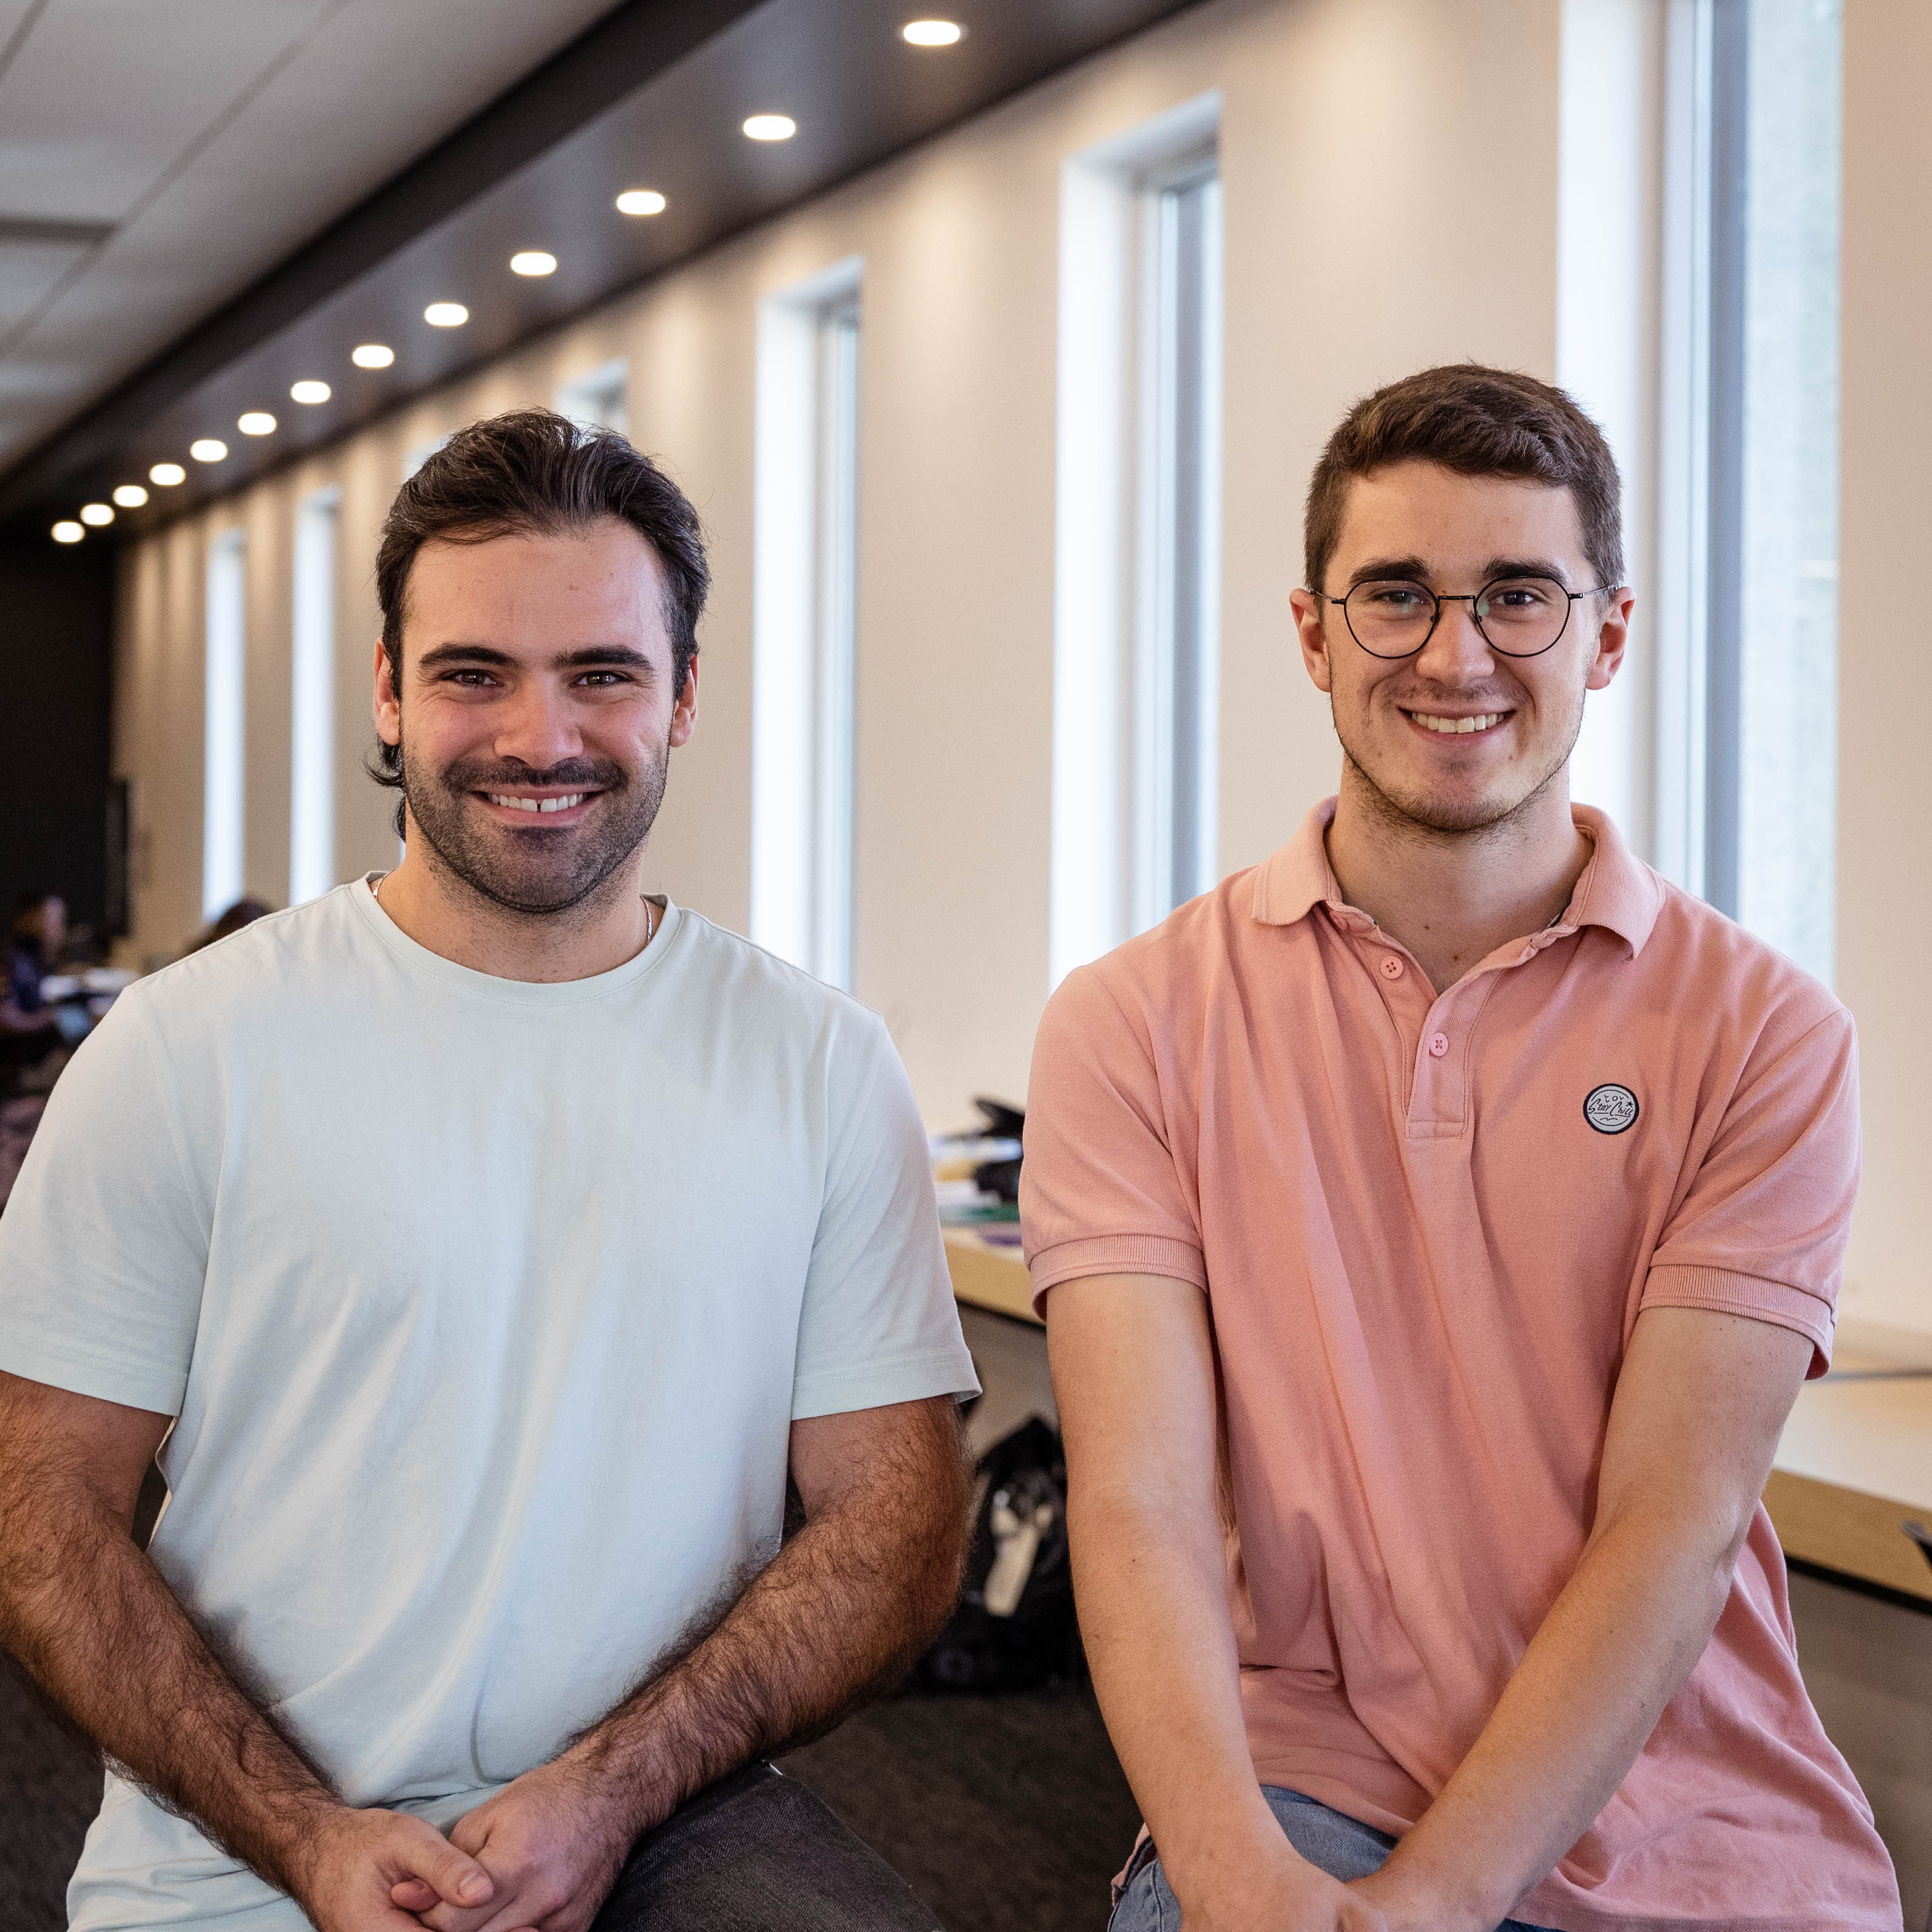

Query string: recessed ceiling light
[510,251,556,277]
[80,503,114,526]
[238,411,277,436]
[112,484,149,507]
[742,114,796,141]
[149,462,186,486]
[902,18,963,45]
[190,438,228,463]
[424,302,468,327]
[615,189,666,217]
[52,520,83,544]
[352,343,395,368]
[290,379,331,405]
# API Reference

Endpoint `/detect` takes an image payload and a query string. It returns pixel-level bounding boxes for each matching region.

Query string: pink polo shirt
[1021,801,1898,1930]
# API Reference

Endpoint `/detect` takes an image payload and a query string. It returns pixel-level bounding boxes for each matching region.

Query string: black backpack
[915,1416,1079,1692]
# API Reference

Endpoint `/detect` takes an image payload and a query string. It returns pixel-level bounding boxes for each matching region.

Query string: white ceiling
[0,0,623,467]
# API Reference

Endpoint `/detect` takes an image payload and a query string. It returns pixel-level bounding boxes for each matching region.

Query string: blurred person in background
[187,897,275,954]
[2,890,64,1043]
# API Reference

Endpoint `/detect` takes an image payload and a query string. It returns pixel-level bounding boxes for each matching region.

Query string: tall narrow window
[752,259,861,988]
[1135,159,1223,931]
[556,359,630,436]
[1657,0,1841,980]
[203,529,246,920]
[1052,96,1222,986]
[290,487,340,904]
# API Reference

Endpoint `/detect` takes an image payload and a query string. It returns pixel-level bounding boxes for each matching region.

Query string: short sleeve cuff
[790,1344,981,1421]
[1026,1234,1207,1312]
[1639,1264,1837,1377]
[0,1328,187,1415]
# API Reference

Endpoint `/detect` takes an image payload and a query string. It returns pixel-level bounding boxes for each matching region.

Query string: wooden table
[1766,1322,1932,1604]
[943,1227,1040,1326]
[940,1246,1932,1604]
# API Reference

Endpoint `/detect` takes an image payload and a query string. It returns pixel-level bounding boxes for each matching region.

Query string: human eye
[444,667,500,688]
[1361,581,1429,611]
[1486,577,1561,611]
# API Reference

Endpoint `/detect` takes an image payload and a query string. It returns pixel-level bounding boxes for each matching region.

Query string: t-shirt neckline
[348,872,684,1005]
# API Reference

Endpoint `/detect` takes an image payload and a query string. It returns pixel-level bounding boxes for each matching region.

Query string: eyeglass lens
[1342,577,1573,659]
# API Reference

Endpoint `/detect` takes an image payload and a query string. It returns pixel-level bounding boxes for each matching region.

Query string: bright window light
[190,438,228,463]
[51,521,82,544]
[113,484,148,507]
[80,503,114,526]
[902,19,963,45]
[238,412,277,436]
[424,302,468,327]
[743,114,796,141]
[290,488,341,904]
[351,343,395,368]
[510,251,556,277]
[615,189,666,216]
[204,530,247,921]
[753,258,863,990]
[150,462,186,486]
[290,379,331,404]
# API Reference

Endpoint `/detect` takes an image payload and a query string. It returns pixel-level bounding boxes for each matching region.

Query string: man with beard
[0,409,978,1932]
[1023,367,1900,1929]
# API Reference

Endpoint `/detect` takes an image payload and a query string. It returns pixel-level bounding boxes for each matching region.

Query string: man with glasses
[1023,366,1899,1928]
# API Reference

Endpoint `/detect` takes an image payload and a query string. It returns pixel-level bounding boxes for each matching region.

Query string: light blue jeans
[1107,1786,1559,1932]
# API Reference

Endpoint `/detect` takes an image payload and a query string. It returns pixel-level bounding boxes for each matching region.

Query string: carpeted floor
[0,1653,1138,1932]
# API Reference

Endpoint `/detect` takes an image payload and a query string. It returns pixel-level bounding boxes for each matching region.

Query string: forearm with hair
[0,1449,341,1893]
[556,1403,967,1833]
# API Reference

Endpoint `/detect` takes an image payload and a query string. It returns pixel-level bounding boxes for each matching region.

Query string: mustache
[439,756,629,794]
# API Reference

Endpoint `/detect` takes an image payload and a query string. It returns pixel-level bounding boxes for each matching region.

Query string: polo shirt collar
[1251,796,1664,958]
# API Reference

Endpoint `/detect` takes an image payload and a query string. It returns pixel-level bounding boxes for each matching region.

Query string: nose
[1412,595,1497,685]
[495,680,583,770]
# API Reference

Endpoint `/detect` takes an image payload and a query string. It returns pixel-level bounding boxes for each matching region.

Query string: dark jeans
[588,1762,941,1931]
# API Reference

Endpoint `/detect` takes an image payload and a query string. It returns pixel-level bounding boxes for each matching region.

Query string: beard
[1337,681,1585,838]
[398,734,669,916]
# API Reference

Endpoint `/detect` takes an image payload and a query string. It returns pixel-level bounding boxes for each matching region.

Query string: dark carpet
[0,1660,1138,1932]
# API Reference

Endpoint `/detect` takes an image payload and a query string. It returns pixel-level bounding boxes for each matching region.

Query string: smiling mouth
[484,791,591,813]
[1405,710,1511,736]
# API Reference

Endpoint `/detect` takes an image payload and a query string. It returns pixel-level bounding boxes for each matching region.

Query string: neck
[1324,761,1590,992]
[374,827,656,983]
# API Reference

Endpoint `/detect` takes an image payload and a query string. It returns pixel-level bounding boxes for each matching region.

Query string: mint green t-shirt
[0,882,977,1930]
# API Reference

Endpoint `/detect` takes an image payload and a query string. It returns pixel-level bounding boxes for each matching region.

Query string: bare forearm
[558,1449,964,1834]
[1074,1493,1282,1894]
[1369,1508,1734,1925]
[0,1493,339,1892]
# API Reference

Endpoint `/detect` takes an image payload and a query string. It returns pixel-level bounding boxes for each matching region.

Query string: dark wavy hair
[1303,364,1625,597]
[368,408,710,827]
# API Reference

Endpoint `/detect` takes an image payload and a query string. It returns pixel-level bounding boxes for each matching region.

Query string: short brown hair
[1303,365,1624,597]
[370,408,710,801]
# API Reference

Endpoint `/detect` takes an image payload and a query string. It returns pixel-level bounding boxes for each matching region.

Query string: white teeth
[488,793,586,813]
[1412,712,1504,735]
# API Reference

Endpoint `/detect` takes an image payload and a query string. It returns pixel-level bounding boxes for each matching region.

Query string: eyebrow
[414,642,657,673]
[1343,555,1575,590]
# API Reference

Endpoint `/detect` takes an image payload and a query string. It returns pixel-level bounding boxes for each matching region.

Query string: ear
[668,660,699,749]
[1289,588,1336,695]
[1584,588,1635,693]
[372,637,400,745]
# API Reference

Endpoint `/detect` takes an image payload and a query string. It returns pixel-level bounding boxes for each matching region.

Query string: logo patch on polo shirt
[1583,1083,1639,1135]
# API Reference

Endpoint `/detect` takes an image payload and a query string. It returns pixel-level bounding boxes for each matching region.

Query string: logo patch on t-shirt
[1583,1083,1639,1134]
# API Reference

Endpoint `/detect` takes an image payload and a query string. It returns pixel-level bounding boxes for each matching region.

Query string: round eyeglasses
[1312,574,1614,660]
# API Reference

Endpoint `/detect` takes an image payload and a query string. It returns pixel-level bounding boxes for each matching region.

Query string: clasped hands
[297,1758,642,1932]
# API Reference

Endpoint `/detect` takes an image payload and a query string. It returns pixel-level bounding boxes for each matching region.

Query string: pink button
[1428,1032,1449,1058]
[1379,955,1404,980]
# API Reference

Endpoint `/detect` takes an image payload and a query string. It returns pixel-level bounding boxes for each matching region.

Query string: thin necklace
[376,870,659,947]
